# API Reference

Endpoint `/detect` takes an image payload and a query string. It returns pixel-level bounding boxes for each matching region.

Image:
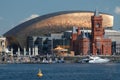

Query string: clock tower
[91,10,105,55]
[91,10,105,41]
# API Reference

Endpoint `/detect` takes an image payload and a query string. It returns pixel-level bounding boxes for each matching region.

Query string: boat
[42,58,49,64]
[49,58,53,63]
[88,56,110,63]
[79,58,89,63]
[80,56,110,63]
[58,57,64,63]
[37,69,43,77]
[42,58,56,64]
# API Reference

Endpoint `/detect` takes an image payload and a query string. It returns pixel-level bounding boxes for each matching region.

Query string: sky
[0,0,120,35]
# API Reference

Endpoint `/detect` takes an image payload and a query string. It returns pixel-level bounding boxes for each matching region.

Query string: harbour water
[0,63,120,80]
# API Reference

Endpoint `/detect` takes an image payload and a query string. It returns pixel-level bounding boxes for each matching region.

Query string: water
[0,63,120,80]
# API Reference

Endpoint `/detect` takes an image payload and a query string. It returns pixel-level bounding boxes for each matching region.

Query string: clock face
[96,23,100,27]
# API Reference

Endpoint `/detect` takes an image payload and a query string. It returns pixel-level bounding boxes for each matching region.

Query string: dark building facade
[70,10,112,55]
[26,33,70,55]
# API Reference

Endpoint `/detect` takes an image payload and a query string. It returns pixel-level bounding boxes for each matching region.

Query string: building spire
[82,28,87,38]
[94,9,99,16]
[72,26,77,33]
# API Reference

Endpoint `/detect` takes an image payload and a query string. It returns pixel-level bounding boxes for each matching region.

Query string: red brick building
[70,10,112,55]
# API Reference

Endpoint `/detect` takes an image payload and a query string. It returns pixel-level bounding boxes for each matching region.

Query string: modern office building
[26,33,69,55]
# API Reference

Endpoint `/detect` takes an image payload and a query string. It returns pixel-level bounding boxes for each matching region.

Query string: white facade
[0,37,6,53]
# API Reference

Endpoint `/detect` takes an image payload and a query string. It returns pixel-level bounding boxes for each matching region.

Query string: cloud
[25,14,39,21]
[115,6,120,14]
[21,14,39,23]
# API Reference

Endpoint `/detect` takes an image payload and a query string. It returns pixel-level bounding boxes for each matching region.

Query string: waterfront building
[26,33,67,55]
[70,10,112,55]
[90,11,111,55]
[0,36,7,53]
[2,10,120,55]
[64,29,120,55]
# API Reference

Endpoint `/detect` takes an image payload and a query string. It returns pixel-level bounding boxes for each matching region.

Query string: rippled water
[0,63,120,80]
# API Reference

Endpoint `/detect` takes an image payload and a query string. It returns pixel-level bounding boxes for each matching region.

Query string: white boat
[80,56,110,63]
[42,58,57,64]
[42,58,49,64]
[88,56,110,63]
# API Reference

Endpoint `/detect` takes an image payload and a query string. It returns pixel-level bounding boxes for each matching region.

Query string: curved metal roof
[4,10,113,36]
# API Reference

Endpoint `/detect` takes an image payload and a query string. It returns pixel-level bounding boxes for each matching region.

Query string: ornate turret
[72,26,77,34]
[94,9,99,16]
[82,28,87,38]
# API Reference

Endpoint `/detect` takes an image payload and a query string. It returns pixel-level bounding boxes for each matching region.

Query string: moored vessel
[80,56,110,63]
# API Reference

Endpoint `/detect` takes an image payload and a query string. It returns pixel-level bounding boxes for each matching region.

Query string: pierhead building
[70,10,112,55]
